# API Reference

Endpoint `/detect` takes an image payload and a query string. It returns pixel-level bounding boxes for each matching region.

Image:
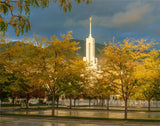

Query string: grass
[1,104,21,107]
[1,113,160,122]
[1,104,47,107]
[22,107,160,112]
[17,107,52,111]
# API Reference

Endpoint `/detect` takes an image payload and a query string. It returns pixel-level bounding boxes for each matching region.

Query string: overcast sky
[7,0,160,46]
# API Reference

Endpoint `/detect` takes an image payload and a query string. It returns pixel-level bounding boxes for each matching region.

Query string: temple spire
[83,16,98,69]
[89,17,92,36]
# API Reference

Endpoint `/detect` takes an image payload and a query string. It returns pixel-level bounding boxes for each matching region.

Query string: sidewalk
[1,115,160,126]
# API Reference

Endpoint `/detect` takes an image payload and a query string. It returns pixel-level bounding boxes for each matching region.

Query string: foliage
[25,31,83,115]
[95,73,116,100]
[0,34,45,106]
[0,0,92,35]
[102,38,155,119]
[135,50,160,110]
[64,59,87,98]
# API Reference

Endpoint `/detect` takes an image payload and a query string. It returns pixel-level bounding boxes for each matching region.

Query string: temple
[83,17,98,69]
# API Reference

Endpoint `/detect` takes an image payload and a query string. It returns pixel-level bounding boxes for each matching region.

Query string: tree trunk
[25,99,29,109]
[107,97,109,110]
[89,98,91,107]
[124,98,128,120]
[74,98,76,107]
[38,98,40,108]
[78,99,79,107]
[148,99,151,112]
[25,95,30,109]
[156,100,158,108]
[56,97,59,108]
[96,99,98,106]
[12,97,15,105]
[62,98,64,106]
[93,99,95,107]
[52,91,55,116]
[69,96,72,109]
[102,98,104,107]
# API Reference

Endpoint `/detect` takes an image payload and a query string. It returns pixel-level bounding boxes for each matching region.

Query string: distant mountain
[71,39,105,57]
[1,40,105,57]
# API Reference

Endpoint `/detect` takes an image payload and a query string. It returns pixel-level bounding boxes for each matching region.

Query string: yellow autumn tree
[136,49,160,111]
[28,31,81,116]
[62,59,87,109]
[0,35,45,108]
[102,38,154,119]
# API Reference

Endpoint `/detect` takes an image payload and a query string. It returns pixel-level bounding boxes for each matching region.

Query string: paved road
[1,116,160,126]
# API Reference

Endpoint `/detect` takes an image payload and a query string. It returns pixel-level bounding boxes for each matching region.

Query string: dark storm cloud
[7,0,160,47]
[67,1,152,28]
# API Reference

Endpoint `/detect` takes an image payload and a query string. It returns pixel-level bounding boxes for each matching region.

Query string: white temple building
[83,17,98,69]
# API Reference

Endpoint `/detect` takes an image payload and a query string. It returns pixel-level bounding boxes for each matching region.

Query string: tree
[153,81,160,108]
[78,67,94,107]
[139,50,160,111]
[150,54,160,107]
[29,31,80,116]
[12,61,44,108]
[102,38,154,119]
[0,0,92,35]
[0,37,44,108]
[0,31,85,111]
[0,36,21,102]
[84,83,95,107]
[95,71,116,109]
[63,59,87,109]
[0,63,13,102]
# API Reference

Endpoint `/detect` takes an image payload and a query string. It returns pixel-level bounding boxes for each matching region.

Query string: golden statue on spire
[89,17,92,35]
[90,17,92,23]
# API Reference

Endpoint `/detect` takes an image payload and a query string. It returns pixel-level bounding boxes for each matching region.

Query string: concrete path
[1,116,160,126]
